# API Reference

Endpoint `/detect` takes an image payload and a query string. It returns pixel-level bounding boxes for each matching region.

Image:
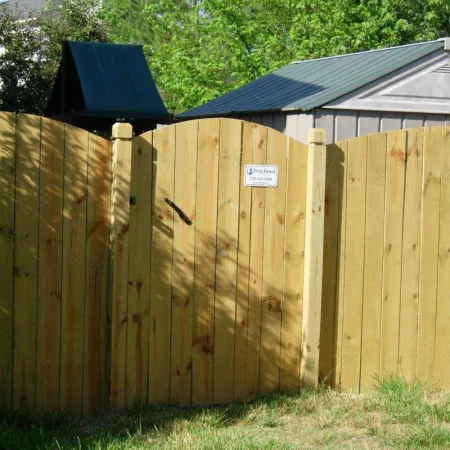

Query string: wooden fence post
[109,122,133,409]
[301,128,326,388]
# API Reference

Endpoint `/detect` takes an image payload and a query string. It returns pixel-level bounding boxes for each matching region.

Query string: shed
[179,38,450,143]
[45,41,171,133]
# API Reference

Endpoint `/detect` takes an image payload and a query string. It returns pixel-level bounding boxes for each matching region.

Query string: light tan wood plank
[333,141,348,389]
[83,133,111,414]
[300,130,327,388]
[213,119,241,403]
[233,121,252,401]
[125,132,153,406]
[192,118,220,405]
[259,128,286,393]
[246,124,267,398]
[319,143,342,386]
[60,125,88,413]
[381,130,407,377]
[36,117,65,411]
[340,136,367,391]
[434,126,450,388]
[360,133,387,391]
[398,128,423,382]
[13,114,41,410]
[149,125,176,404]
[417,127,442,381]
[280,138,308,390]
[110,123,133,409]
[0,111,16,410]
[170,122,197,405]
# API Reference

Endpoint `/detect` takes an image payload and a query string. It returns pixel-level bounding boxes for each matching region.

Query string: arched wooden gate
[110,118,310,407]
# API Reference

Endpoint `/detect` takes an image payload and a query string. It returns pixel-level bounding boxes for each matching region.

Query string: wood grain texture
[191,119,220,405]
[380,130,406,377]
[259,128,287,393]
[319,143,342,386]
[213,119,241,403]
[416,127,442,381]
[233,121,252,402]
[36,117,64,411]
[333,141,348,389]
[83,133,111,414]
[149,126,175,404]
[0,111,16,410]
[434,126,450,388]
[13,114,41,410]
[398,128,423,382]
[110,127,132,409]
[245,124,267,398]
[280,138,308,390]
[170,122,197,405]
[360,133,386,391]
[340,136,367,391]
[60,125,88,413]
[126,132,152,407]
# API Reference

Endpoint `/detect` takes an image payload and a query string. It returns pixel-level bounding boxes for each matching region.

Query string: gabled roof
[179,39,445,119]
[45,41,170,130]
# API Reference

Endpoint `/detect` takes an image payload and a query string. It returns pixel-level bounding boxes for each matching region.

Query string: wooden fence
[0,112,111,414]
[0,111,449,415]
[320,126,450,392]
[109,119,313,408]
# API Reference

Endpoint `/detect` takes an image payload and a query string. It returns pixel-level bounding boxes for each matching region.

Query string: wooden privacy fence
[0,112,111,414]
[0,113,320,414]
[1,111,449,415]
[320,125,450,392]
[109,119,317,408]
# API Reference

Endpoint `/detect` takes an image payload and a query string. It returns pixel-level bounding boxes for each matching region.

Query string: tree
[101,0,449,114]
[0,0,108,114]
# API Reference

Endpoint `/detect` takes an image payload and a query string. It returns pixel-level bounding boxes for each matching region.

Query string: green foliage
[101,0,449,114]
[1,0,449,116]
[0,0,108,114]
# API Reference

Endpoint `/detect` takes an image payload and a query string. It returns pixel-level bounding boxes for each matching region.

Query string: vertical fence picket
[149,125,175,404]
[398,128,423,382]
[125,132,152,407]
[13,114,41,410]
[417,127,443,381]
[36,118,64,411]
[280,138,308,390]
[213,119,241,404]
[60,125,88,413]
[360,133,387,391]
[169,122,197,406]
[259,128,287,393]
[110,123,132,409]
[0,112,16,410]
[83,133,112,414]
[233,121,253,401]
[434,126,450,388]
[191,119,220,405]
[245,124,267,398]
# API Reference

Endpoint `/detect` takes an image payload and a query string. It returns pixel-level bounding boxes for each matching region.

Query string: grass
[1,377,450,449]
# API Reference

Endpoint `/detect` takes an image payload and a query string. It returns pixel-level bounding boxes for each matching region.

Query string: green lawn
[2,377,450,449]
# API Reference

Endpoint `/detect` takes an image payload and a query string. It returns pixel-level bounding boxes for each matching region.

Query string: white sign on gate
[244,165,278,187]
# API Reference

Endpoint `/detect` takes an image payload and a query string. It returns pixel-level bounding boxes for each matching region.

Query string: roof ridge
[291,39,443,65]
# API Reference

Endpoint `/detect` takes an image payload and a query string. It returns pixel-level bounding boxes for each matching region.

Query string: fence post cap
[112,122,133,139]
[308,129,326,145]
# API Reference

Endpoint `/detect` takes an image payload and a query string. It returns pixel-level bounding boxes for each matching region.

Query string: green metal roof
[179,40,444,118]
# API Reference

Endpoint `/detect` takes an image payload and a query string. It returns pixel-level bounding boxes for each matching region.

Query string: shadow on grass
[0,389,327,449]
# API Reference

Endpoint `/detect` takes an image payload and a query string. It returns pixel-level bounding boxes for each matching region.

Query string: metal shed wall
[237,110,450,144]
